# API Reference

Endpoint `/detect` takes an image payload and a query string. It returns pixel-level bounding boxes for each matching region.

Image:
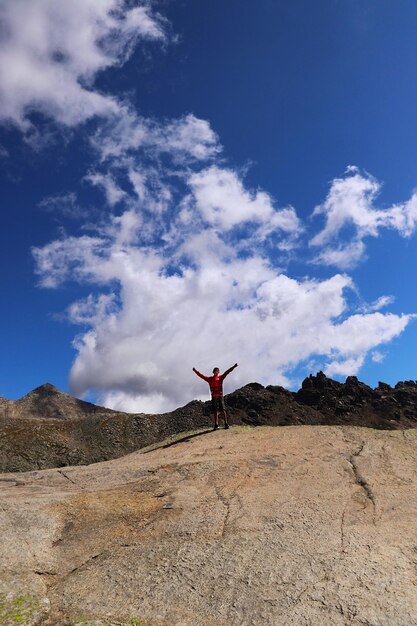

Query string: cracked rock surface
[1,425,417,625]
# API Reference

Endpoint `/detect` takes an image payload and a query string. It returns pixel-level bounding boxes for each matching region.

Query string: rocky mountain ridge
[1,371,417,472]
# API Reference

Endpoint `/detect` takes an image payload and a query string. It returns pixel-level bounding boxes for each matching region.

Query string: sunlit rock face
[1,425,417,625]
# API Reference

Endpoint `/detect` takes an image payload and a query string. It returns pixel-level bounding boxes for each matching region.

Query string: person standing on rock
[192,364,238,430]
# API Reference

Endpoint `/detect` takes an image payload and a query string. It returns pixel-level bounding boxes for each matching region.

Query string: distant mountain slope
[1,372,417,472]
[0,383,118,420]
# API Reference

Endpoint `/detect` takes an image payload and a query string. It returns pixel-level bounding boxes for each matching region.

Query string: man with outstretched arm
[193,364,238,430]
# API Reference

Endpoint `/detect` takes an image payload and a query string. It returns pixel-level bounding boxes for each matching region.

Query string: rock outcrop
[1,425,417,625]
[296,371,417,428]
[1,373,417,472]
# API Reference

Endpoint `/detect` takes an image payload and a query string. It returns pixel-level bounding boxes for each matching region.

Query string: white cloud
[86,172,126,206]
[102,390,167,414]
[33,234,108,288]
[91,112,221,163]
[324,355,365,378]
[311,240,366,270]
[187,166,301,241]
[310,167,417,268]
[317,312,410,356]
[107,208,143,246]
[360,295,395,313]
[67,293,116,325]
[158,115,222,162]
[371,350,385,363]
[128,168,172,214]
[385,193,417,237]
[0,0,166,129]
[310,168,380,247]
[38,191,84,218]
[33,209,413,412]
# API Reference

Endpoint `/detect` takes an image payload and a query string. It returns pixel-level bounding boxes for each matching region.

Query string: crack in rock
[57,469,79,486]
[214,485,232,538]
[340,506,347,554]
[63,550,109,581]
[348,443,376,516]
[214,471,250,538]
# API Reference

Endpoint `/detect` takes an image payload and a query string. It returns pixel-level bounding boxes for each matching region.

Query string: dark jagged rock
[297,371,342,408]
[377,381,392,391]
[296,371,417,429]
[2,372,417,472]
[297,372,372,416]
[225,383,322,427]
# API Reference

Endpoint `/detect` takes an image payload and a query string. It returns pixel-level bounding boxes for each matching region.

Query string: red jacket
[193,366,235,397]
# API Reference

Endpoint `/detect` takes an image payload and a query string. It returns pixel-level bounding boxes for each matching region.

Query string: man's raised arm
[193,367,210,382]
[221,363,238,379]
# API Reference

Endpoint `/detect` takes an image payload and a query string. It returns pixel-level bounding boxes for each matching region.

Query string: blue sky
[1,0,417,410]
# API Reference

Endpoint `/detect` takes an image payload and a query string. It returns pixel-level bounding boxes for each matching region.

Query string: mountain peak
[28,383,63,396]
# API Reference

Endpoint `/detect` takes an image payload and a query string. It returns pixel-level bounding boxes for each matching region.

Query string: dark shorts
[211,396,225,413]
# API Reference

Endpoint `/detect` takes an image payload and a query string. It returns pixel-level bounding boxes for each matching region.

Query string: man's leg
[220,398,229,428]
[213,398,219,429]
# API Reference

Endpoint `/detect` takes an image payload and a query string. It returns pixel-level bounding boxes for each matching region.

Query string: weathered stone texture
[1,425,417,625]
